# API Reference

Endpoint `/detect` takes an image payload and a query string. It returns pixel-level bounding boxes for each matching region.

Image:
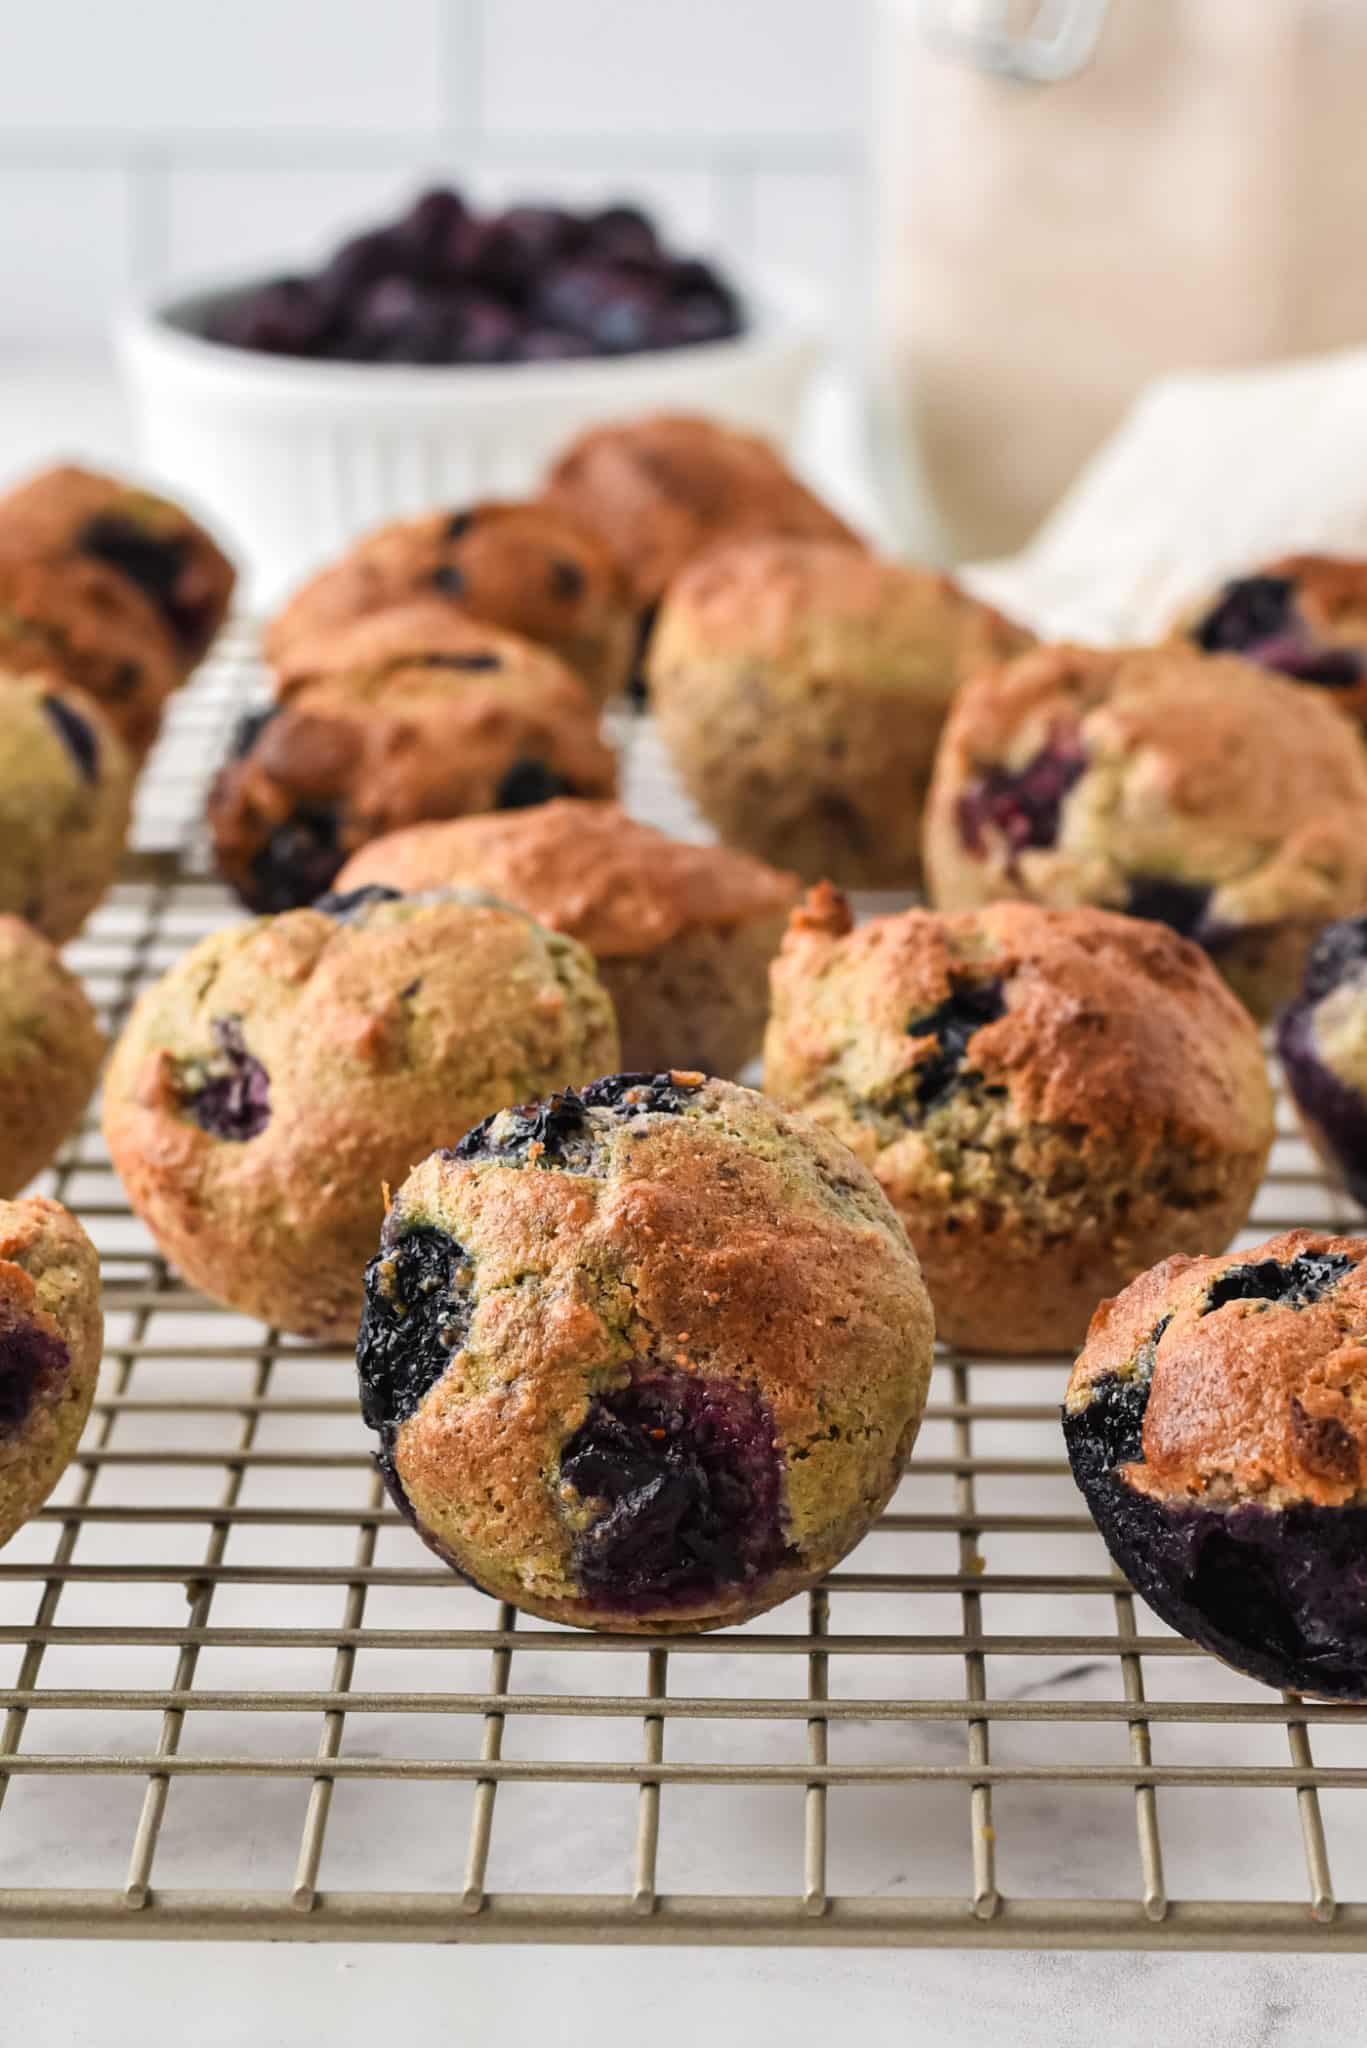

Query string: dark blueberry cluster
[311,883,403,921]
[203,187,743,367]
[41,694,99,783]
[356,1225,473,1439]
[1192,573,1363,690]
[559,1366,787,1608]
[1062,1315,1169,1491]
[494,757,576,810]
[906,979,1006,1113]
[76,514,198,651]
[1203,1251,1354,1314]
[957,729,1087,863]
[580,1071,703,1118]
[0,1320,69,1435]
[180,1017,271,1143]
[247,806,344,914]
[453,1073,703,1170]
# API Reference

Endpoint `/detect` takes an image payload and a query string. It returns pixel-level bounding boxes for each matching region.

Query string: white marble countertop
[2,348,1362,2047]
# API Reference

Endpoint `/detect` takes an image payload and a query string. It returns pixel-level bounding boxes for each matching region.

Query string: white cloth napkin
[960,346,1367,643]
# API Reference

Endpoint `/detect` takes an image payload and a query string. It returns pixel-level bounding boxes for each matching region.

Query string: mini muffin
[334,801,798,1075]
[1277,918,1367,1207]
[0,555,179,759]
[0,918,104,1197]
[0,1196,102,1546]
[265,501,634,704]
[0,672,134,943]
[270,596,593,706]
[102,890,619,1338]
[764,888,1274,1355]
[923,641,1367,1020]
[1064,1230,1367,1698]
[356,1071,934,1632]
[649,538,1029,887]
[0,463,235,671]
[209,665,617,913]
[1179,555,1367,731]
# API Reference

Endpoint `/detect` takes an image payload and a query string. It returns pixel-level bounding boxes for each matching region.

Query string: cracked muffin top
[358,1072,933,1626]
[650,535,1028,700]
[1179,554,1367,726]
[265,499,634,703]
[540,412,859,609]
[924,641,1367,949]
[1066,1231,1367,1511]
[767,886,1272,1170]
[0,461,235,669]
[334,800,799,960]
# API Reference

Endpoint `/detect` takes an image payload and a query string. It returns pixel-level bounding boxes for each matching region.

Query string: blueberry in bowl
[1064,1230,1367,1698]
[355,1074,935,1632]
[1277,917,1367,1208]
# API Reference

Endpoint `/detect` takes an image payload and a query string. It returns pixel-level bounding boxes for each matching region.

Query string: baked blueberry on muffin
[542,413,858,692]
[333,800,798,1076]
[0,463,235,671]
[764,888,1273,1354]
[265,501,634,705]
[102,890,619,1338]
[1180,555,1367,730]
[356,1072,934,1631]
[0,555,180,760]
[649,538,1029,887]
[923,642,1367,1019]
[0,1196,102,1546]
[1064,1230,1367,1698]
[0,918,104,1197]
[0,672,134,942]
[1277,918,1367,1207]
[209,660,617,913]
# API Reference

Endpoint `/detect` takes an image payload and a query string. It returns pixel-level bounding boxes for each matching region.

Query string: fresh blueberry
[208,278,332,356]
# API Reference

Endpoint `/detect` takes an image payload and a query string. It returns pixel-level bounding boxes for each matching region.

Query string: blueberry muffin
[0,672,134,943]
[0,1196,102,1546]
[0,463,235,672]
[764,888,1273,1355]
[1276,918,1367,1208]
[265,501,634,704]
[209,665,617,913]
[334,801,798,1076]
[356,1071,934,1632]
[0,917,104,1197]
[1065,1230,1367,1697]
[270,595,597,703]
[923,642,1367,1020]
[0,554,179,760]
[1179,555,1367,732]
[102,890,619,1338]
[649,538,1029,888]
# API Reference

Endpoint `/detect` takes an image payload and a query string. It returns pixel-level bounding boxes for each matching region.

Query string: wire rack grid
[1,625,1364,1951]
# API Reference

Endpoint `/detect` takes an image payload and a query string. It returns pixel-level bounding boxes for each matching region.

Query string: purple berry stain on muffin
[495,757,576,809]
[1202,1249,1353,1312]
[1278,917,1367,1206]
[41,694,99,783]
[957,726,1087,866]
[1193,572,1363,689]
[76,513,198,650]
[906,980,1006,1111]
[0,1317,68,1434]
[559,1365,788,1608]
[180,1018,271,1142]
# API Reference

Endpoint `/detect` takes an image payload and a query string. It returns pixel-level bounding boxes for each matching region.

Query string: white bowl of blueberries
[118,185,822,604]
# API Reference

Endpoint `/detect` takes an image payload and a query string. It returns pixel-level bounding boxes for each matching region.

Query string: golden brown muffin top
[265,499,632,687]
[649,535,1029,698]
[768,884,1272,1161]
[334,800,798,959]
[541,412,858,608]
[0,461,235,665]
[1067,1231,1367,1510]
[0,554,179,752]
[926,640,1367,936]
[271,599,592,707]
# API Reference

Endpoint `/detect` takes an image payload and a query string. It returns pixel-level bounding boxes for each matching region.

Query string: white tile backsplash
[0,0,869,351]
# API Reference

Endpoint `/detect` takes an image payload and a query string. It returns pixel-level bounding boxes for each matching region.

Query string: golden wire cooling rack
[3,624,1365,1949]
